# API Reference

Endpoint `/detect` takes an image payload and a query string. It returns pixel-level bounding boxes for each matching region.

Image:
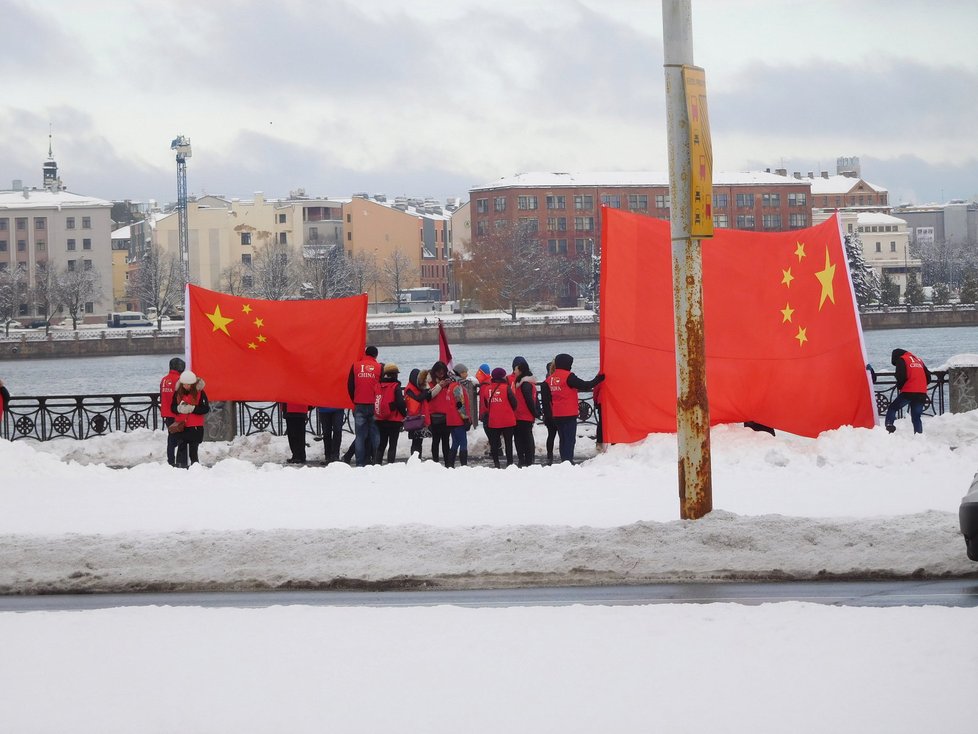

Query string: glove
[177,403,194,414]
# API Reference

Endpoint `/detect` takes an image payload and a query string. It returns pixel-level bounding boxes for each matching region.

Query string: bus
[106,311,154,328]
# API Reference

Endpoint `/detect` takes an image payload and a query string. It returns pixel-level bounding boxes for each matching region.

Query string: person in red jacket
[510,356,540,467]
[283,402,309,464]
[170,370,210,468]
[160,357,185,466]
[348,345,381,467]
[546,353,604,464]
[481,367,518,468]
[885,348,931,434]
[375,363,407,465]
[425,361,469,467]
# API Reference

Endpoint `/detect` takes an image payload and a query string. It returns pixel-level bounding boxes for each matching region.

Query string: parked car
[960,472,978,561]
[3,319,22,330]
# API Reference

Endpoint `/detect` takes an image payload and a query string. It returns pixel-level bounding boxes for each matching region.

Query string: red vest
[285,402,307,414]
[160,370,180,419]
[376,381,404,422]
[404,384,423,417]
[547,369,578,418]
[484,383,517,428]
[901,352,928,394]
[352,357,381,404]
[514,379,537,422]
[427,379,466,427]
[175,391,205,428]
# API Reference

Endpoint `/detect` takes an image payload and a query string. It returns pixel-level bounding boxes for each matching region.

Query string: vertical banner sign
[683,65,714,239]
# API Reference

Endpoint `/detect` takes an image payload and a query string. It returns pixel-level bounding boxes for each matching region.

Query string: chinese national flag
[599,210,875,441]
[186,285,367,406]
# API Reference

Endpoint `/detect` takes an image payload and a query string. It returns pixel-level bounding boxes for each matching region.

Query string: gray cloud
[0,1,87,73]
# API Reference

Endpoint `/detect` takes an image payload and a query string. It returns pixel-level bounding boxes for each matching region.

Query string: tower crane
[170,135,192,282]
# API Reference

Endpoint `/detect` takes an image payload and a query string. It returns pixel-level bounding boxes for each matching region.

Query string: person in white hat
[169,370,210,468]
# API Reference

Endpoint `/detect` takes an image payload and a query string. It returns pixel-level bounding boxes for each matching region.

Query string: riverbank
[2,307,977,360]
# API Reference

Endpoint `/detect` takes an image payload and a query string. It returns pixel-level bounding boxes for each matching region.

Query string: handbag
[403,414,425,432]
[429,412,447,426]
[167,421,186,434]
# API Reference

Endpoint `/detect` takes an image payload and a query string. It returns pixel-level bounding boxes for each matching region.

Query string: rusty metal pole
[663,0,713,519]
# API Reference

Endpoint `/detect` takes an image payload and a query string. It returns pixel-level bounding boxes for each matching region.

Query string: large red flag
[599,210,875,441]
[186,285,367,406]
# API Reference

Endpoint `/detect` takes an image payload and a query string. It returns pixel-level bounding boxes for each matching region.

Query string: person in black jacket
[539,361,559,465]
[510,356,540,466]
[375,363,408,465]
[0,378,10,438]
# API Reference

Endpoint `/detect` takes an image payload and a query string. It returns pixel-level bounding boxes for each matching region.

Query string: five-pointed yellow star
[794,242,806,261]
[815,248,836,310]
[781,268,794,287]
[794,326,808,346]
[242,304,252,314]
[248,342,258,350]
[781,302,794,323]
[257,334,267,343]
[253,317,264,329]
[206,304,234,336]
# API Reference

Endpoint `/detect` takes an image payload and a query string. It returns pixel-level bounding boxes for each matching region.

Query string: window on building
[494,220,507,231]
[34,217,46,230]
[67,259,76,272]
[346,213,351,223]
[789,213,807,228]
[762,214,782,230]
[546,195,566,210]
[736,215,755,229]
[788,193,807,206]
[309,227,319,240]
[16,218,27,231]
[0,263,6,270]
[476,198,489,214]
[494,197,506,212]
[713,193,728,209]
[655,194,670,209]
[67,238,76,251]
[0,218,7,231]
[762,193,781,208]
[476,221,488,236]
[85,302,94,314]
[278,232,287,244]
[574,195,593,210]
[574,216,595,232]
[875,243,882,253]
[84,259,93,271]
[0,240,7,252]
[346,232,352,241]
[713,214,729,228]
[627,194,648,210]
[83,238,91,250]
[518,217,539,233]
[82,216,91,229]
[66,217,75,229]
[17,240,26,251]
[243,275,254,289]
[736,193,755,208]
[36,240,46,251]
[890,241,897,252]
[599,194,620,208]
[517,196,538,210]
[241,232,252,245]
[547,238,568,255]
[836,197,842,207]
[575,238,588,254]
[547,217,567,231]
[278,213,287,224]
[241,253,252,265]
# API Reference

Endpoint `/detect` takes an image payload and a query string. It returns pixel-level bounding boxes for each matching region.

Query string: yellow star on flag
[781,268,794,288]
[257,334,267,343]
[780,302,794,323]
[206,304,234,336]
[248,342,258,350]
[815,248,836,310]
[794,326,808,346]
[254,317,264,329]
[242,304,252,314]
[794,242,806,261]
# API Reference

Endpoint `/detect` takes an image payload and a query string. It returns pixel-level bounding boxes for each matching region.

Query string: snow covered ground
[1,414,976,732]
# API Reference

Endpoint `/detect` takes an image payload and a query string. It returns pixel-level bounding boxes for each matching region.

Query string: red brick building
[468,171,814,304]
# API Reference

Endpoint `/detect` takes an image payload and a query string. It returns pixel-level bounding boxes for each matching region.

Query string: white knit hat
[179,370,197,385]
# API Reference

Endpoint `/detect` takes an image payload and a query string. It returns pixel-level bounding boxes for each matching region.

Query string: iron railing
[0,370,949,442]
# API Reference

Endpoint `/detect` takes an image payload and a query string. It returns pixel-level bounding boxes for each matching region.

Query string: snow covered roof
[111,225,131,239]
[0,188,113,210]
[472,170,812,191]
[809,175,887,195]
[856,212,906,226]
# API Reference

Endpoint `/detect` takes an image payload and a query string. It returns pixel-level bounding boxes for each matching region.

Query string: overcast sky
[2,0,975,207]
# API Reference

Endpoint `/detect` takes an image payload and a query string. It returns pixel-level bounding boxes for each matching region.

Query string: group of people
[342,346,605,468]
[159,357,211,468]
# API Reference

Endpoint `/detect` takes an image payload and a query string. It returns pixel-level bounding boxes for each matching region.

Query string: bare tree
[127,243,185,330]
[246,239,301,300]
[301,240,355,299]
[56,264,103,330]
[466,223,556,320]
[380,249,418,308]
[348,251,381,299]
[0,266,28,335]
[217,262,247,296]
[30,262,60,335]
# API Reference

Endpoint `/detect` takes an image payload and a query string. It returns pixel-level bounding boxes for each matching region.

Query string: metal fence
[0,371,948,442]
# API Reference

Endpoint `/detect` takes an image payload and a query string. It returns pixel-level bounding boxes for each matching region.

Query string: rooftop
[471,170,813,191]
[0,188,113,210]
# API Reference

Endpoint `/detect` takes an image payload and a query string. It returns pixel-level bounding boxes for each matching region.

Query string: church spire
[42,123,62,191]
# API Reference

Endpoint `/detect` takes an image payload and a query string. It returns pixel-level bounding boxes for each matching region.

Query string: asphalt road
[2,579,977,612]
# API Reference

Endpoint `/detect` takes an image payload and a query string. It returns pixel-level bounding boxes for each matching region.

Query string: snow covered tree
[127,244,185,329]
[0,266,27,335]
[246,239,301,300]
[960,274,978,305]
[880,272,901,306]
[30,262,60,335]
[301,241,355,300]
[934,282,951,305]
[844,231,880,307]
[56,263,103,330]
[380,249,418,307]
[903,272,924,306]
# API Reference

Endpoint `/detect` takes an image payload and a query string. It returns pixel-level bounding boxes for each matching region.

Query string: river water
[1,327,975,396]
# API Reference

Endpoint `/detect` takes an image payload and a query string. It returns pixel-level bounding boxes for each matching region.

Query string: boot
[459,449,468,467]
[446,448,456,468]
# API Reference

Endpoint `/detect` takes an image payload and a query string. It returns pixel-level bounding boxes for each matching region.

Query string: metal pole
[663,0,712,519]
